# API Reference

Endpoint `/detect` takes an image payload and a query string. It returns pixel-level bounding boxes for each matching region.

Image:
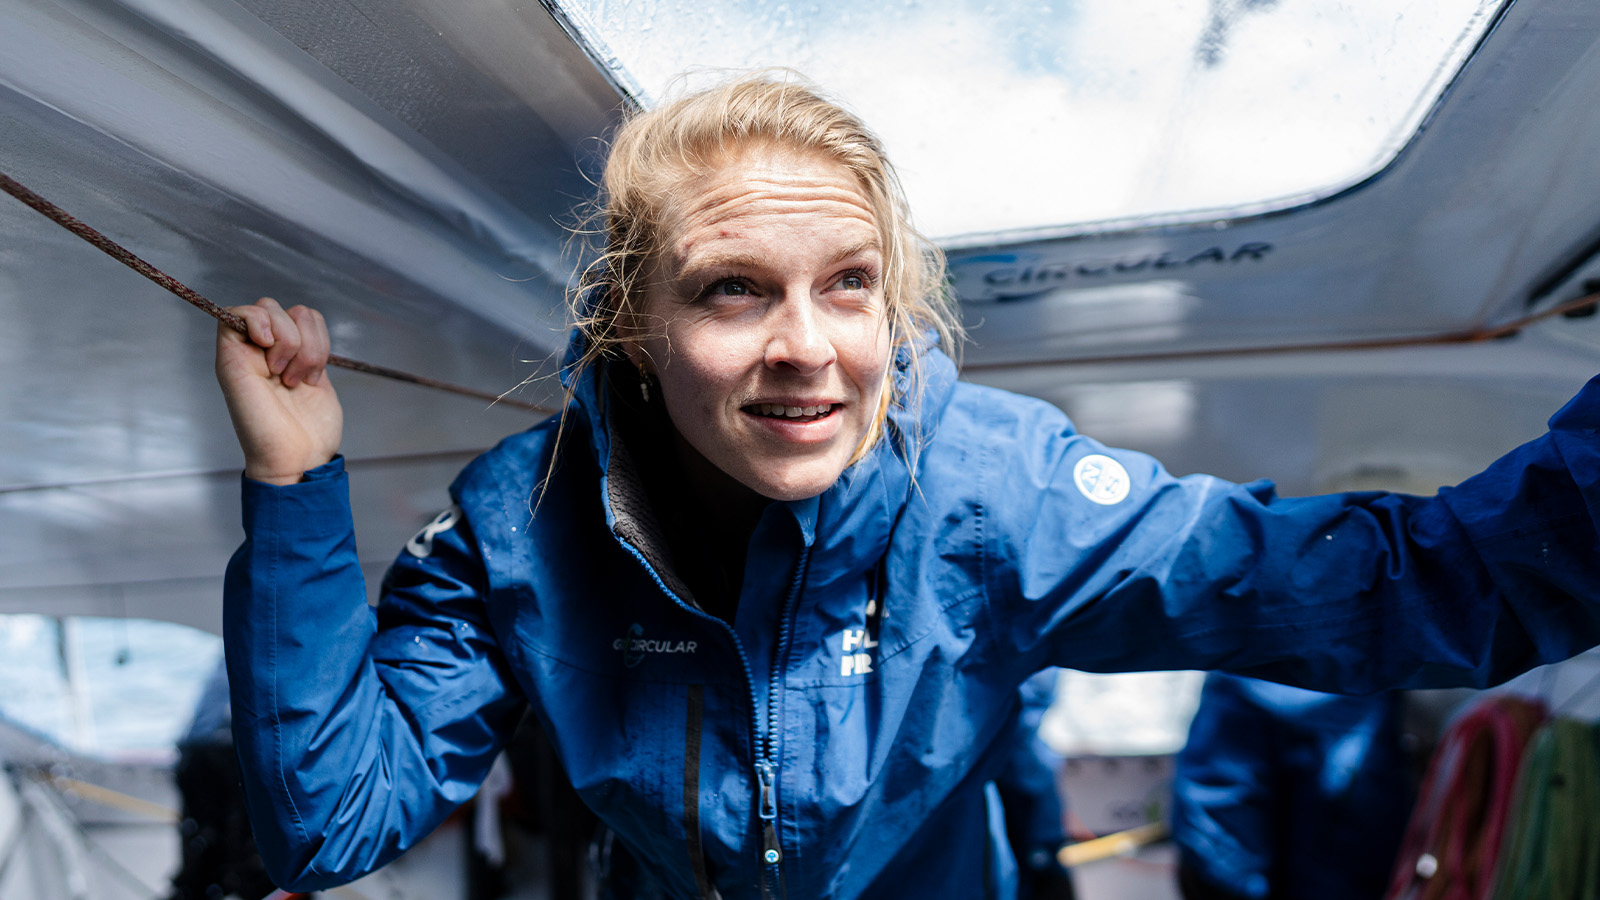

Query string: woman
[214,73,1600,899]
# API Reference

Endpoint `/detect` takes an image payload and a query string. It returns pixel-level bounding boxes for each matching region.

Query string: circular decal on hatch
[1073,454,1130,505]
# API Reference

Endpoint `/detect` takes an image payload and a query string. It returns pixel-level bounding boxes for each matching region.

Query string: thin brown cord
[0,170,555,414]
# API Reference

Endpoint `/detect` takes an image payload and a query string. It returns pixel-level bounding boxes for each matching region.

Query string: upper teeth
[754,403,830,418]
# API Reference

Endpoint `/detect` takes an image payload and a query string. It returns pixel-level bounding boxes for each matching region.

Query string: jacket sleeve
[223,457,523,891]
[982,374,1600,692]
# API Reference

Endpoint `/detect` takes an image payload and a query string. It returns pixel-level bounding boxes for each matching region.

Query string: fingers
[212,297,344,483]
[237,297,278,347]
[282,304,329,388]
[253,298,301,380]
[218,298,331,388]
[216,300,271,385]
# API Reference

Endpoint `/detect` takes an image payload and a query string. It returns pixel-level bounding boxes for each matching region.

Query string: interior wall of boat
[0,91,547,628]
[948,0,1600,366]
[0,0,625,633]
[0,0,631,334]
[0,454,496,635]
[969,316,1600,495]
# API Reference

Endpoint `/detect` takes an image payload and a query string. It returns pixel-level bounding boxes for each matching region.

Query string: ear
[609,282,648,368]
[621,339,647,370]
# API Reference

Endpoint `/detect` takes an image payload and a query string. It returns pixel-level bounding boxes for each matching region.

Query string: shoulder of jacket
[450,416,570,510]
[941,380,1079,439]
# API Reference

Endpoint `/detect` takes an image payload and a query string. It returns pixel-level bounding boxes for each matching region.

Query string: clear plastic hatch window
[554,0,1504,242]
[0,615,221,759]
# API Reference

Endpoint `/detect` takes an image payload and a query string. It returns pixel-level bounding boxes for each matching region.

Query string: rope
[0,170,555,414]
[22,770,165,899]
[1484,718,1600,900]
[1057,821,1168,868]
[45,773,178,823]
[1383,694,1547,900]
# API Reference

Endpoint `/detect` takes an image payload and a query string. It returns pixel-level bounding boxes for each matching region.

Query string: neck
[621,396,768,622]
[645,429,764,623]
[669,428,769,547]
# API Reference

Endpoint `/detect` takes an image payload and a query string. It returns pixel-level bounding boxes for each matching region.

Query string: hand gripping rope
[0,170,554,415]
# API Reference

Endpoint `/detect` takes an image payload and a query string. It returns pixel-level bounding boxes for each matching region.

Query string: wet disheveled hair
[566,70,961,463]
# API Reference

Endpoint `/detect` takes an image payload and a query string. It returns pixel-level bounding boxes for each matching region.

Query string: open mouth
[746,402,838,422]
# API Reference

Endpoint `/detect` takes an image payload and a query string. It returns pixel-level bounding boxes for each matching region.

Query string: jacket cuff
[238,455,352,537]
[241,454,345,488]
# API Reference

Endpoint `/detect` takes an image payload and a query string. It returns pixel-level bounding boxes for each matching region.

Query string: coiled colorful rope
[1485,717,1600,900]
[1384,694,1546,900]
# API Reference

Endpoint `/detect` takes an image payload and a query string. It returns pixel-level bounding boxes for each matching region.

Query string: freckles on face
[629,148,893,503]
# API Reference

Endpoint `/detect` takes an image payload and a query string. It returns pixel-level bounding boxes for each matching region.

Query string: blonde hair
[568,70,961,462]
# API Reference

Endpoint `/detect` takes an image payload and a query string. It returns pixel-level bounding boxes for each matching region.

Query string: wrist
[242,455,345,487]
[244,468,307,486]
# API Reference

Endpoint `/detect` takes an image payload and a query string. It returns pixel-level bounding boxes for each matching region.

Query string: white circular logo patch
[1073,454,1130,505]
[405,505,461,558]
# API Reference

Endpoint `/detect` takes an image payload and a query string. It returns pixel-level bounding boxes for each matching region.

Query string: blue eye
[706,279,750,298]
[834,270,874,291]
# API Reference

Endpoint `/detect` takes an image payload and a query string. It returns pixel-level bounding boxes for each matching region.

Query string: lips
[746,402,838,422]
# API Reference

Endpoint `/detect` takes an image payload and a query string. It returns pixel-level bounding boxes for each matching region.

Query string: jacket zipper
[757,759,780,864]
[615,538,810,897]
[756,545,809,897]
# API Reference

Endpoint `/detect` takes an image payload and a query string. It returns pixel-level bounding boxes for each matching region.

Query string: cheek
[658,334,742,405]
[845,322,893,387]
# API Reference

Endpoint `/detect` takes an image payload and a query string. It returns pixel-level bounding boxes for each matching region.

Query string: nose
[764,290,836,376]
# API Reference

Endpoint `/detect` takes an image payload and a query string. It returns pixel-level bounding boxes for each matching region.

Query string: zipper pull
[756,761,781,865]
[757,760,778,821]
[763,820,783,866]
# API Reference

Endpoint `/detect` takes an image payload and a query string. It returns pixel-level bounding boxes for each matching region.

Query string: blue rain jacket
[224,347,1600,899]
[1172,673,1411,900]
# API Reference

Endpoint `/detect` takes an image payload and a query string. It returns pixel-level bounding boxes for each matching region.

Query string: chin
[745,460,848,503]
[760,484,832,503]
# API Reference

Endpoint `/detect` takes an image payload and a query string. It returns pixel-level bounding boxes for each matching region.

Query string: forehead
[662,148,880,266]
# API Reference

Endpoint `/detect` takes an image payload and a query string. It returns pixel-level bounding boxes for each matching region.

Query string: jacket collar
[809,342,957,582]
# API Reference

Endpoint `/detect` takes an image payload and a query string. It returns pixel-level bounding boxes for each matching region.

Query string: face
[625,147,892,504]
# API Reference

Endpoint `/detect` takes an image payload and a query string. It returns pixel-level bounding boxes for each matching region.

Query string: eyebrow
[673,240,884,284]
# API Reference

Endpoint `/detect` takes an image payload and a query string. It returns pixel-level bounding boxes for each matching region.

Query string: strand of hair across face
[0,170,554,414]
